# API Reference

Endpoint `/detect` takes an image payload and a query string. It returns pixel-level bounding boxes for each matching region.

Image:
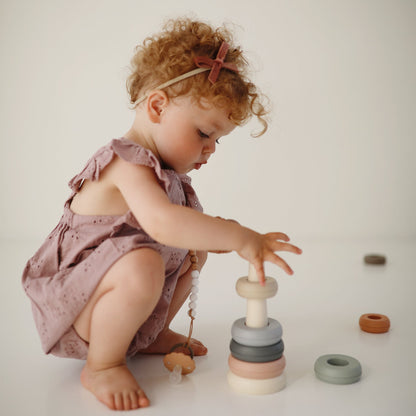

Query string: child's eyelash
[198,130,220,144]
[198,130,210,139]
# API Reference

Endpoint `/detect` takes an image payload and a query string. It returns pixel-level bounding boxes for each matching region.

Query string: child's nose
[204,138,216,154]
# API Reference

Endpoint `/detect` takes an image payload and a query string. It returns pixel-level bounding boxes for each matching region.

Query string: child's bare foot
[81,363,150,411]
[140,329,208,356]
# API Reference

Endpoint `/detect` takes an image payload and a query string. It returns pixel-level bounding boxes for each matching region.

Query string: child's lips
[195,161,207,170]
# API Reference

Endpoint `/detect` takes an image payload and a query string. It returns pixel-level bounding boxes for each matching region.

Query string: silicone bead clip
[314,354,362,385]
[230,339,284,363]
[236,276,278,299]
[359,313,390,333]
[228,354,286,379]
[231,318,283,347]
[227,371,286,395]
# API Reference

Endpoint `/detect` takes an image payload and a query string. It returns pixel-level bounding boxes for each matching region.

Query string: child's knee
[116,248,165,301]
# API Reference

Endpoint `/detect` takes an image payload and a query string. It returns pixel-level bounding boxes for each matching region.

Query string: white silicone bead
[192,278,199,286]
[191,270,200,279]
[190,310,197,318]
[190,293,198,302]
[191,285,199,294]
[227,371,286,395]
[188,301,196,309]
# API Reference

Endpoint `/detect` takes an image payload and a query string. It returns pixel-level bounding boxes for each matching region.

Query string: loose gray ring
[314,354,362,385]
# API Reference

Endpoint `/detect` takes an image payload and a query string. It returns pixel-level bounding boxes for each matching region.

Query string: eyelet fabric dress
[22,138,203,359]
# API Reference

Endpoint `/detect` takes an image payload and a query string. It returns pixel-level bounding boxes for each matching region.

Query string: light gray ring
[314,354,362,385]
[230,339,284,363]
[231,318,283,347]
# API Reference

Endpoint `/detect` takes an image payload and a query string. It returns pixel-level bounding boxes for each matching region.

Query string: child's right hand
[236,230,302,285]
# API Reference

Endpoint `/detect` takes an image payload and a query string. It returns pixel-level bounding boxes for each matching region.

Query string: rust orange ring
[359,313,390,333]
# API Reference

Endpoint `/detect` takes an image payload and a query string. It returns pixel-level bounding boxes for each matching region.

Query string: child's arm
[111,158,302,283]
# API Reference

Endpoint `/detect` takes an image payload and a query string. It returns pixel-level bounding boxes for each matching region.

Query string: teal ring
[314,354,362,385]
[230,339,284,363]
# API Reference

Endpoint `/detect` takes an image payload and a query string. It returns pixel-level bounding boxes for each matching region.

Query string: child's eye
[198,130,210,139]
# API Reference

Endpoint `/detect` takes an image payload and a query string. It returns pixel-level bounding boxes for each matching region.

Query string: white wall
[1,0,415,242]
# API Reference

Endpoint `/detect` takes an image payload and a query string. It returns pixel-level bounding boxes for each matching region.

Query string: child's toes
[191,339,208,355]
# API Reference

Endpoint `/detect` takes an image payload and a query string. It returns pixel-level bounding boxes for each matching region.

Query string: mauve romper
[22,137,203,359]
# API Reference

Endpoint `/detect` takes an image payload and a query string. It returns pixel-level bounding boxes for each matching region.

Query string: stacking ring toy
[364,254,386,265]
[359,313,390,333]
[231,317,283,347]
[236,276,278,299]
[230,339,284,363]
[228,354,286,379]
[314,354,362,385]
[227,371,286,395]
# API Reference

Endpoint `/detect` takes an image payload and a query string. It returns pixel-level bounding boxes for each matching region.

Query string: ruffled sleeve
[68,147,114,192]
[67,137,202,212]
[68,138,173,194]
[111,138,173,193]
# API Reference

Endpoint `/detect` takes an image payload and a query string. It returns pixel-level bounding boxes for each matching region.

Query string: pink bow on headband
[194,42,239,84]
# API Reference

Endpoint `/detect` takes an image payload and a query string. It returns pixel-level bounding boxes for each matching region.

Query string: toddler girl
[22,17,302,411]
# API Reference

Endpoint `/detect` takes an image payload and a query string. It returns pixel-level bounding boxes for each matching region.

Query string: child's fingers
[267,232,290,242]
[272,240,302,255]
[268,253,294,275]
[252,259,266,286]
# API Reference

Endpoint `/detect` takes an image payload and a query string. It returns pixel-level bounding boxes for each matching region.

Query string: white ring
[236,277,278,299]
[227,371,286,395]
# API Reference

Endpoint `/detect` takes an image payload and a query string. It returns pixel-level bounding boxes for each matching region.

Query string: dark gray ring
[231,318,283,347]
[229,339,284,363]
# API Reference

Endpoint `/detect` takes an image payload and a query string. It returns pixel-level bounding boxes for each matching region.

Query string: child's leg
[73,248,165,411]
[141,250,208,355]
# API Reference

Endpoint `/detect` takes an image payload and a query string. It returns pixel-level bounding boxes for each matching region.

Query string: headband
[134,41,238,106]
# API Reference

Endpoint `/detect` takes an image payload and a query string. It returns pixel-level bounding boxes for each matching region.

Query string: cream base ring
[231,317,283,347]
[228,354,286,379]
[230,339,284,363]
[314,354,362,385]
[227,371,286,395]
[236,276,278,299]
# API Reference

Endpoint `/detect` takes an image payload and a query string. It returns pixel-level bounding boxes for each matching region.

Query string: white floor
[1,236,416,416]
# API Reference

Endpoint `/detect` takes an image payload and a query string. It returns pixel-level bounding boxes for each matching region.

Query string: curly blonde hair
[126,18,268,136]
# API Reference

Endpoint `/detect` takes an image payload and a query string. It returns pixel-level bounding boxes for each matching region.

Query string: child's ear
[146,90,168,123]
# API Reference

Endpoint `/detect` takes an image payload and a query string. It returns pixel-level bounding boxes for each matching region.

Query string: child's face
[154,96,236,174]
